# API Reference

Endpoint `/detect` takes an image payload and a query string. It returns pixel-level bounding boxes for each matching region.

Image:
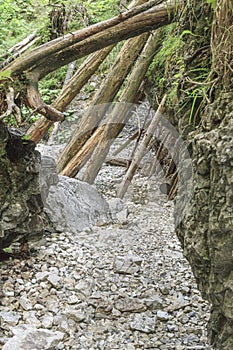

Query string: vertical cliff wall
[0,121,45,251]
[146,1,233,348]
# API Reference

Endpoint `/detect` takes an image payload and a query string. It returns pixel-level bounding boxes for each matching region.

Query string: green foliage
[180,29,198,38]
[0,0,120,128]
[3,246,13,254]
[147,24,184,105]
[205,0,216,9]
[0,0,48,56]
[84,0,119,23]
[39,66,67,104]
[0,70,12,79]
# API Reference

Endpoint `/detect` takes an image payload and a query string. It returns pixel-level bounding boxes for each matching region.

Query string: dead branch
[0,87,22,125]
[105,157,131,167]
[26,45,114,143]
[26,75,64,122]
[0,33,38,69]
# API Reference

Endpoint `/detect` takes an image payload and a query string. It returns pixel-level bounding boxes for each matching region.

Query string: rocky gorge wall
[176,94,233,349]
[146,1,233,348]
[0,121,45,250]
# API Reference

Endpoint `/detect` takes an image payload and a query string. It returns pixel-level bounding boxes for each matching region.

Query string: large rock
[0,123,45,249]
[2,325,64,350]
[40,156,111,233]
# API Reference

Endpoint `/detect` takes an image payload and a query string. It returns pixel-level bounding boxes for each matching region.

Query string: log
[59,31,162,180]
[27,0,148,143]
[0,33,38,69]
[105,157,131,167]
[56,32,149,173]
[55,0,149,170]
[4,0,177,79]
[117,95,167,199]
[81,32,162,184]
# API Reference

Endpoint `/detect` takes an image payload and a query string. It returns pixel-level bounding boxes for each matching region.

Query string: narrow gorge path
[1,96,213,349]
[1,169,213,349]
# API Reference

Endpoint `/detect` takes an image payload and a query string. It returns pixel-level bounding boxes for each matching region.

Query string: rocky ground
[0,96,213,350]
[0,173,213,349]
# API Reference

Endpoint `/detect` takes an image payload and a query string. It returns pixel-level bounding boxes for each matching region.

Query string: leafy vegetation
[84,0,119,23]
[0,0,120,127]
[0,0,47,55]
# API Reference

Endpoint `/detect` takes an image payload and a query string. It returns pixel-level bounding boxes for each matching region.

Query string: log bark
[81,32,162,184]
[117,95,166,198]
[4,0,177,79]
[59,31,161,180]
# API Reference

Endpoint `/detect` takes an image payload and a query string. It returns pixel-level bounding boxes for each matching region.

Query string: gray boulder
[2,325,64,350]
[39,156,111,233]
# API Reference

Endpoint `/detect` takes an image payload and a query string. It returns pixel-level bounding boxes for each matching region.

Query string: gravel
[0,170,213,349]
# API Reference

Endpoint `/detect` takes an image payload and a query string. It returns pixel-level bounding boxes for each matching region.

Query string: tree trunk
[56,31,149,173]
[4,0,176,79]
[59,31,161,180]
[1,0,176,126]
[117,95,166,198]
[81,31,162,184]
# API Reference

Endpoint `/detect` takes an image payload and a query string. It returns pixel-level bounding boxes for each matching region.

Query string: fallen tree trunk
[59,31,161,180]
[105,157,131,167]
[56,32,149,173]
[1,0,177,126]
[26,0,149,144]
[0,33,38,69]
[4,0,176,79]
[81,32,162,184]
[117,95,166,198]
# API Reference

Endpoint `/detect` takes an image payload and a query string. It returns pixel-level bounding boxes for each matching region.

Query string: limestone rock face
[0,122,45,249]
[176,94,233,349]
